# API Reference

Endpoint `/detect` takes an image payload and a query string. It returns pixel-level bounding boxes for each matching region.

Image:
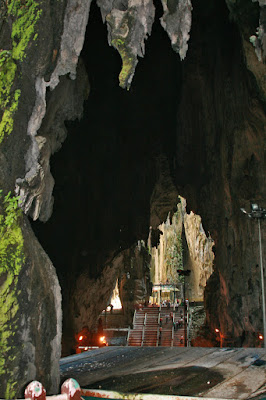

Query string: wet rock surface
[60,347,266,398]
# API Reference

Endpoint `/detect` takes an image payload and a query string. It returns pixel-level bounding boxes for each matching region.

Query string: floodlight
[251,203,259,211]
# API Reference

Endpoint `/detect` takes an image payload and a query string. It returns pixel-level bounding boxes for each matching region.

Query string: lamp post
[215,328,224,348]
[240,203,266,348]
[177,269,191,346]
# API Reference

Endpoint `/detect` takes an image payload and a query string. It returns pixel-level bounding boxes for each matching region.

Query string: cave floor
[60,346,266,399]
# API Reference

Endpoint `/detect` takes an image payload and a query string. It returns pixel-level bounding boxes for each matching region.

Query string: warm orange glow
[99,336,106,343]
[259,334,263,340]
[215,328,219,333]
[109,280,122,310]
[78,335,84,341]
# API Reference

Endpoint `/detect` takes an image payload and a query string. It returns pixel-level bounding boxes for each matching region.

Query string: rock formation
[150,195,214,302]
[0,0,265,396]
[183,204,214,302]
[68,241,151,353]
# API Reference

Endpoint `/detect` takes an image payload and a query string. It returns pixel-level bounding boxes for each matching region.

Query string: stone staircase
[127,309,145,346]
[159,308,173,346]
[142,307,159,346]
[173,307,186,346]
[127,305,187,347]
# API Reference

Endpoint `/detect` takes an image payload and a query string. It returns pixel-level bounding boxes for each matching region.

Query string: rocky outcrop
[225,0,266,102]
[175,0,266,346]
[16,61,89,222]
[0,215,61,397]
[0,0,89,396]
[15,4,91,222]
[69,242,151,348]
[150,192,214,302]
[119,242,152,324]
[95,0,192,88]
[160,0,192,59]
[183,206,214,302]
[97,0,155,89]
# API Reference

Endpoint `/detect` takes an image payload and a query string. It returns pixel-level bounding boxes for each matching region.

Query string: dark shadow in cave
[31,0,181,352]
[32,0,181,281]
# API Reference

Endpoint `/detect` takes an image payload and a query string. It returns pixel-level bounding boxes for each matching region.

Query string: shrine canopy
[151,283,180,305]
[152,283,179,292]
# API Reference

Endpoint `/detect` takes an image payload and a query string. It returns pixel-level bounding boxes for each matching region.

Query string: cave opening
[28,0,263,353]
[31,0,183,353]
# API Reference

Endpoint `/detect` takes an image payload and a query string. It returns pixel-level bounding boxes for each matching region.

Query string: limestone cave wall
[65,242,151,354]
[175,0,266,345]
[149,194,214,303]
[0,0,265,396]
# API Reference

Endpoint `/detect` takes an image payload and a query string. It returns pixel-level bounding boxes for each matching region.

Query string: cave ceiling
[32,0,182,283]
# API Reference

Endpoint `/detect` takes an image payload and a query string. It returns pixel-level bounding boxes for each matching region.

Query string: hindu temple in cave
[0,0,265,397]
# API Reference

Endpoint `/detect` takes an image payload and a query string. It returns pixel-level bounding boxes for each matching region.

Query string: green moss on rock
[0,0,42,144]
[111,38,135,89]
[0,192,24,398]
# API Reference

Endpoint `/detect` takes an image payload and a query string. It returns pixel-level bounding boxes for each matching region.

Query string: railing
[157,310,161,346]
[126,325,131,346]
[156,326,160,346]
[141,312,147,346]
[126,309,136,345]
[23,379,81,400]
[132,309,136,328]
[171,312,175,347]
[187,308,192,347]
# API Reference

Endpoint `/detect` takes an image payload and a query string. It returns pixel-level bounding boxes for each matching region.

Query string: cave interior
[31,0,265,352]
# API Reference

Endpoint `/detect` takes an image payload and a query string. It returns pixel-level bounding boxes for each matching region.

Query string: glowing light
[215,328,219,333]
[99,336,106,343]
[78,335,83,341]
[84,347,88,350]
[259,334,263,340]
[109,280,122,309]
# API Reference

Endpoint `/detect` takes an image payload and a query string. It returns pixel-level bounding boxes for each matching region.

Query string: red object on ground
[24,381,46,400]
[61,378,81,400]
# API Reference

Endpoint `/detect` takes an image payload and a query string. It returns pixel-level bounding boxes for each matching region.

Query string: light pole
[240,203,266,348]
[215,328,224,348]
[177,269,191,346]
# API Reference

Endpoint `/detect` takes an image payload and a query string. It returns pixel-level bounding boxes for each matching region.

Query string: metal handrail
[156,326,160,346]
[141,313,147,346]
[171,326,174,347]
[187,308,192,347]
[126,325,130,346]
[171,312,175,347]
[132,309,136,328]
[127,309,136,345]
[156,310,161,346]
